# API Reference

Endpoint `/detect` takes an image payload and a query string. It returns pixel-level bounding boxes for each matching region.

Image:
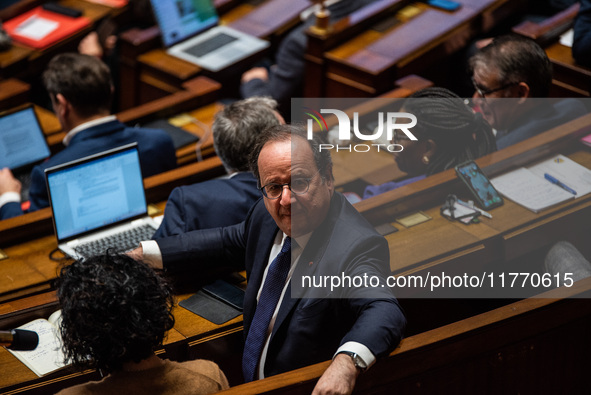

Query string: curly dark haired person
[55,252,228,395]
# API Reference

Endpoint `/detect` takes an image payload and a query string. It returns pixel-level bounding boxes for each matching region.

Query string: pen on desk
[457,199,493,219]
[544,173,577,195]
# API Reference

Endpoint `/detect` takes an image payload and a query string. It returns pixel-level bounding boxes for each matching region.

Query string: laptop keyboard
[74,224,156,259]
[185,32,237,58]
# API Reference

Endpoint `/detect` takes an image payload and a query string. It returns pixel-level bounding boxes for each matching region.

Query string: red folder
[4,6,91,50]
[84,0,128,7]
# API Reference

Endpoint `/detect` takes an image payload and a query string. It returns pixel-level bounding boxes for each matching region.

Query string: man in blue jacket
[0,53,176,220]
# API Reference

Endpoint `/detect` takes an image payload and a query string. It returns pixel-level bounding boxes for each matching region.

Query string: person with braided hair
[363,87,497,199]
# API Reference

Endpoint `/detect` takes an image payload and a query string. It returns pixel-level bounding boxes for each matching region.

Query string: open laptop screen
[46,145,147,241]
[0,106,50,170]
[150,0,218,47]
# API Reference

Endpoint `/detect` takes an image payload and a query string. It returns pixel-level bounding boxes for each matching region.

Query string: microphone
[0,329,39,351]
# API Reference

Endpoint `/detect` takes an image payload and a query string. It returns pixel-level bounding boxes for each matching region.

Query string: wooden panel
[546,43,591,98]
[0,79,30,110]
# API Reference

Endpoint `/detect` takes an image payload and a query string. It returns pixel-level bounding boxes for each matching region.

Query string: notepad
[7,311,67,377]
[528,155,591,198]
[491,155,591,213]
[15,15,58,40]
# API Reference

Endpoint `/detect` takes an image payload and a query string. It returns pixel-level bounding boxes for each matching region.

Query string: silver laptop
[45,144,158,260]
[150,0,269,72]
[0,105,51,201]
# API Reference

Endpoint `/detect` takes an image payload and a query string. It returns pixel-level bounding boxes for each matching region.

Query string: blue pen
[544,173,577,195]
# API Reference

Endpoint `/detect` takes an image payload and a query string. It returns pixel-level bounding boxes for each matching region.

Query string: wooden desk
[321,0,527,97]
[0,79,30,111]
[545,42,591,98]
[304,0,414,97]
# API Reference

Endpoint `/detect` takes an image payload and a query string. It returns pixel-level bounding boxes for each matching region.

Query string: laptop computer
[0,105,51,201]
[149,0,269,72]
[45,143,158,260]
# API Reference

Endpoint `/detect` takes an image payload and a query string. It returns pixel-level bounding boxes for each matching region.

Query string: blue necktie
[242,236,292,382]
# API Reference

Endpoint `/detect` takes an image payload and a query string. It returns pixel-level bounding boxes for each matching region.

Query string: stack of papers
[491,155,591,213]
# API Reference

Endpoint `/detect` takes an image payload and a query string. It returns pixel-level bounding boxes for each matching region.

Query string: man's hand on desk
[0,168,21,195]
[312,353,360,395]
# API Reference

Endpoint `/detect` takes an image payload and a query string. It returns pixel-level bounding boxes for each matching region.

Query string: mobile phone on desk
[455,161,504,210]
[424,0,461,11]
[202,279,245,311]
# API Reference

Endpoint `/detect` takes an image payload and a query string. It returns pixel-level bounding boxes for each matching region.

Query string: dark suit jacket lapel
[270,194,341,339]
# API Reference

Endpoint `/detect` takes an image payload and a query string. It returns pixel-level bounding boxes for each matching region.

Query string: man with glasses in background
[129,125,405,395]
[469,34,586,150]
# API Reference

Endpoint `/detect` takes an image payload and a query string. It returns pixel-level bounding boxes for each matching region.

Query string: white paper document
[7,310,67,377]
[491,155,591,213]
[15,15,58,41]
[560,28,574,47]
[528,154,591,198]
[492,168,574,213]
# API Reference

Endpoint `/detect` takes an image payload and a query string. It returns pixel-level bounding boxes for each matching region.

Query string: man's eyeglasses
[471,77,517,98]
[260,171,320,199]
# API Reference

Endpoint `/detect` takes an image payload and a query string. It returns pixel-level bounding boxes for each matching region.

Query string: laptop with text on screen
[0,105,51,201]
[149,0,269,72]
[45,143,158,260]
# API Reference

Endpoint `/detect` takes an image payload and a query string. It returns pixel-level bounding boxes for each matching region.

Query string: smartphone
[424,0,461,11]
[455,161,504,210]
[202,279,245,311]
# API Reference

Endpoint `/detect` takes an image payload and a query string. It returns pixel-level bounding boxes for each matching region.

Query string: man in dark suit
[152,97,282,238]
[130,125,405,394]
[0,53,176,220]
[469,34,587,150]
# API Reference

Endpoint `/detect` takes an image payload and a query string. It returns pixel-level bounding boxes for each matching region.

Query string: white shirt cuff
[0,192,21,209]
[334,341,376,370]
[139,240,164,270]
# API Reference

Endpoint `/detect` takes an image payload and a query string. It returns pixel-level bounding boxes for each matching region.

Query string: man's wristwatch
[336,351,368,372]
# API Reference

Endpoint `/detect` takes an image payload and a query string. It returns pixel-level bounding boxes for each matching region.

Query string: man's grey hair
[213,97,281,173]
[469,34,552,97]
